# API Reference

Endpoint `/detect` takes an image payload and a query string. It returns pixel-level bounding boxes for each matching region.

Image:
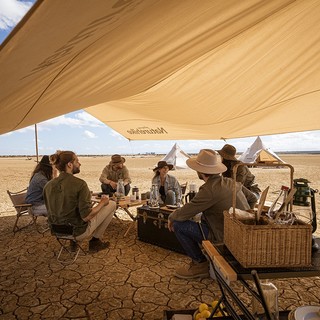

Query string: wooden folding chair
[180,182,188,204]
[7,188,49,234]
[7,188,33,233]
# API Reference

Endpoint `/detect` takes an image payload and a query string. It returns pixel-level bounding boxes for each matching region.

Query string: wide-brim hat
[186,149,227,174]
[153,161,173,171]
[217,144,237,161]
[39,155,51,167]
[111,154,126,164]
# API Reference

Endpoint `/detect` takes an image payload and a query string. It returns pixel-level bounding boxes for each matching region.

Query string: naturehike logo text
[127,127,168,135]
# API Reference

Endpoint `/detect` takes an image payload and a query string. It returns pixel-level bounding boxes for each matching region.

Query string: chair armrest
[14,203,32,208]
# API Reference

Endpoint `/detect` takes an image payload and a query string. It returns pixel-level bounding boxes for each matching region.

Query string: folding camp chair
[180,182,188,204]
[50,224,85,264]
[7,188,49,233]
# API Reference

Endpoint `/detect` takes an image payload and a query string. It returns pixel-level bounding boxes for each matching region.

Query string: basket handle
[231,162,295,216]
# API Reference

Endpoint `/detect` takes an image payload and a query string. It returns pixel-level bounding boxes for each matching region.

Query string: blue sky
[0,0,319,156]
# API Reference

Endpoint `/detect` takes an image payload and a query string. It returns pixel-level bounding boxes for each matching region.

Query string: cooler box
[137,206,186,254]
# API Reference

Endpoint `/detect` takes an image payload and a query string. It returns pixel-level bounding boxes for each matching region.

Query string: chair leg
[13,211,35,233]
[55,238,85,264]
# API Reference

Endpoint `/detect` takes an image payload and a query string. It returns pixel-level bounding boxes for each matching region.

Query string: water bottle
[132,186,138,200]
[116,179,125,199]
[252,281,279,320]
[149,184,159,208]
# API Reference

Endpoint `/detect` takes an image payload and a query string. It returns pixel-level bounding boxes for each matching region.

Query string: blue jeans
[173,220,209,262]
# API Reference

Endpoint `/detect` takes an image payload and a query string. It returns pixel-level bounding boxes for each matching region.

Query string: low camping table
[91,195,147,236]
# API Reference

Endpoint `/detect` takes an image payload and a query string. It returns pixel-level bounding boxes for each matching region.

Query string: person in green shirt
[44,150,116,252]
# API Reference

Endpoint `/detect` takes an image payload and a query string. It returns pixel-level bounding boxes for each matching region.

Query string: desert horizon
[1,154,320,236]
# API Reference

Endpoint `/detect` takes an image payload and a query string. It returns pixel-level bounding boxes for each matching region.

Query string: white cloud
[110,129,126,140]
[84,130,97,139]
[0,0,33,30]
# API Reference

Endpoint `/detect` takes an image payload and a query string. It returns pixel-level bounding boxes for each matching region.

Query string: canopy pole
[35,124,39,163]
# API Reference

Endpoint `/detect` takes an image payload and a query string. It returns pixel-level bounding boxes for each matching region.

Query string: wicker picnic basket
[223,163,313,268]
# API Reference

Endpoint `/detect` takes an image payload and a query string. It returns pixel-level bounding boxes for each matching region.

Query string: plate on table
[166,205,179,209]
[294,306,320,320]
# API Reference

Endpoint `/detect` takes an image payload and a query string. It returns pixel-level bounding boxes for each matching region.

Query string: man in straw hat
[218,144,261,199]
[99,154,131,196]
[168,149,257,279]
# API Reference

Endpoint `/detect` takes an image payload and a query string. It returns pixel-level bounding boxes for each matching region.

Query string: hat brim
[153,164,174,171]
[217,150,237,161]
[186,158,227,174]
[111,157,126,164]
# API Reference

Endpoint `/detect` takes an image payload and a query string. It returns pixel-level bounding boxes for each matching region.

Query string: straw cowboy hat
[217,144,237,161]
[110,154,126,164]
[186,149,227,174]
[153,161,173,172]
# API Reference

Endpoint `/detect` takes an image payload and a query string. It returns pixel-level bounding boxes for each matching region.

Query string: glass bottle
[116,179,125,199]
[149,184,159,208]
[252,280,279,320]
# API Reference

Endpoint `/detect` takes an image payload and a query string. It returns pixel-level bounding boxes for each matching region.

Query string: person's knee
[108,200,117,211]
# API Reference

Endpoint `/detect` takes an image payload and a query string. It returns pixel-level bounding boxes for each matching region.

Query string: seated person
[26,155,53,216]
[152,161,181,205]
[217,144,261,199]
[168,149,257,279]
[99,154,131,196]
[44,150,116,252]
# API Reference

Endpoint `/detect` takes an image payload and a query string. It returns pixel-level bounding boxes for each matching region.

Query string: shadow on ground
[0,213,319,320]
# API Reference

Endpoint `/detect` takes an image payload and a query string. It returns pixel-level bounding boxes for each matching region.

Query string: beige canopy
[1,0,320,140]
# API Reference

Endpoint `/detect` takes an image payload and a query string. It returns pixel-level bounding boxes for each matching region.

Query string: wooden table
[91,194,147,236]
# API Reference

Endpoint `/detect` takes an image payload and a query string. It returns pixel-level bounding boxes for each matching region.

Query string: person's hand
[168,219,174,232]
[110,181,117,189]
[100,195,109,206]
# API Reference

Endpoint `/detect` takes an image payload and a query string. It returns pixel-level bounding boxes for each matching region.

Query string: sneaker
[89,239,110,252]
[174,260,209,279]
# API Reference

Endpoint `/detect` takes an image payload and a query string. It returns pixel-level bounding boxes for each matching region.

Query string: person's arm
[241,185,257,209]
[235,164,247,184]
[83,196,110,222]
[99,167,110,184]
[122,166,131,185]
[172,176,182,202]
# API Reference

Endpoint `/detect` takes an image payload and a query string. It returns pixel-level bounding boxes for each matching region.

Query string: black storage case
[137,206,186,254]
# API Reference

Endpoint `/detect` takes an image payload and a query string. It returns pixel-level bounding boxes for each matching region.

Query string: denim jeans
[173,220,209,263]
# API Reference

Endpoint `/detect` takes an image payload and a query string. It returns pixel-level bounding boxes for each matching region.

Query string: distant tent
[161,143,190,169]
[238,136,285,164]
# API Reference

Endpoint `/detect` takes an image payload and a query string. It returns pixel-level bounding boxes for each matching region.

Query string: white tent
[160,143,190,169]
[1,1,320,139]
[238,136,285,164]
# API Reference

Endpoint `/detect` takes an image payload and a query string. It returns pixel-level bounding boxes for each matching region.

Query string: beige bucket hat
[186,149,227,174]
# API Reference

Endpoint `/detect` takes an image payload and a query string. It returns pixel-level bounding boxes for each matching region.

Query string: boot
[89,239,110,252]
[174,260,209,279]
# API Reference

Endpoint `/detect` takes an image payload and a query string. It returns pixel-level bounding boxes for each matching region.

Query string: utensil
[273,188,296,222]
[256,186,269,223]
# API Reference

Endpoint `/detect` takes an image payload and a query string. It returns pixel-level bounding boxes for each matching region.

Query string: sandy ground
[1,154,320,235]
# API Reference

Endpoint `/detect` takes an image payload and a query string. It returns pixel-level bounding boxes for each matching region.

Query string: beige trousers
[76,201,117,241]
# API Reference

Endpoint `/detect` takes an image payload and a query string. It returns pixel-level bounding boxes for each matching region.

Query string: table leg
[119,207,137,237]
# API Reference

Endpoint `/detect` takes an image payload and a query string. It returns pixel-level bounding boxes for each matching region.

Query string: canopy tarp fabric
[238,136,285,164]
[160,143,190,169]
[1,0,320,139]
